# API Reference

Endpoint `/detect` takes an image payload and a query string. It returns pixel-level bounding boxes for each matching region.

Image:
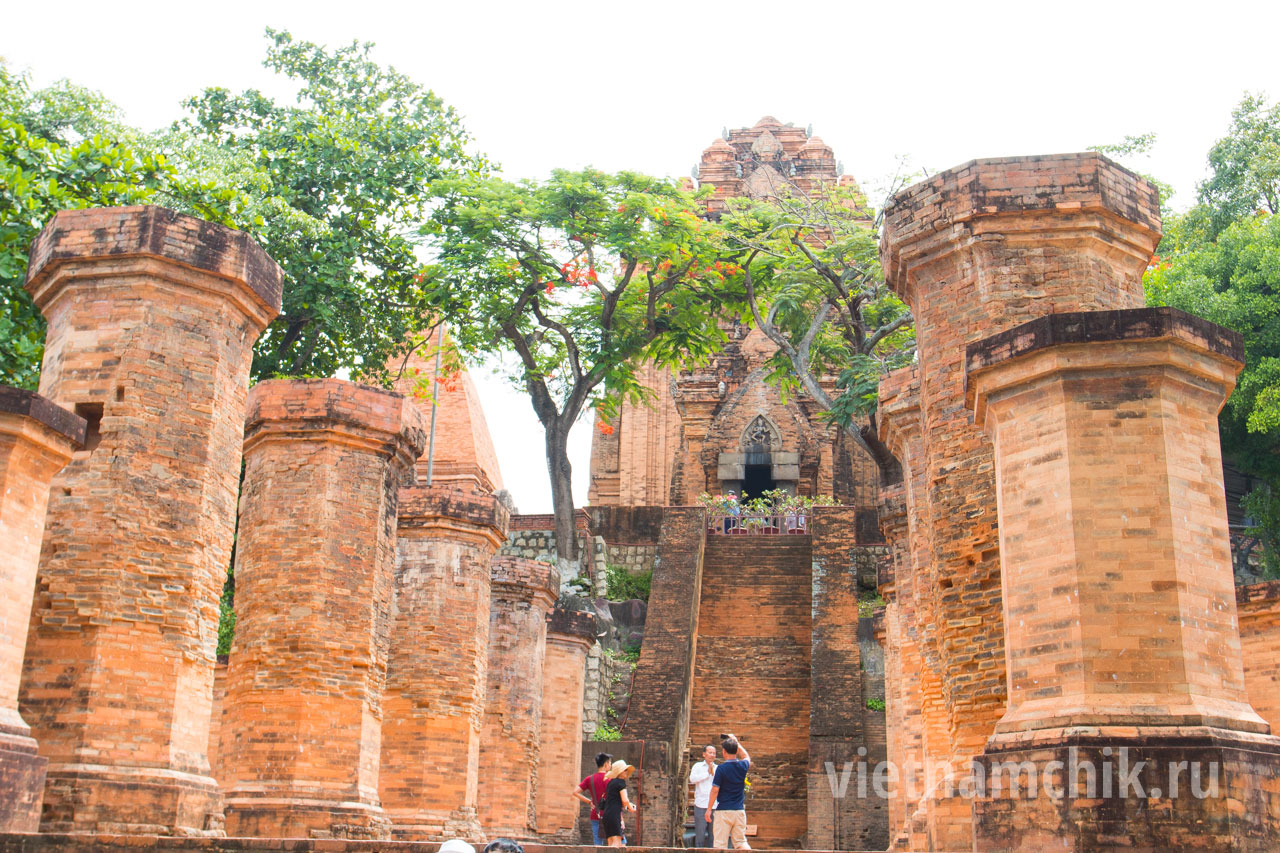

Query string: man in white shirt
[689,744,717,847]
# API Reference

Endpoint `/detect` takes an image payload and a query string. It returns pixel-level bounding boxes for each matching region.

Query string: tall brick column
[535,605,596,841]
[19,206,281,834]
[878,153,1160,847]
[379,486,508,840]
[966,308,1280,850]
[0,389,83,832]
[221,379,425,840]
[479,556,559,837]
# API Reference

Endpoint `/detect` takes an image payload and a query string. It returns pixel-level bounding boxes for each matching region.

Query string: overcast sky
[5,0,1279,512]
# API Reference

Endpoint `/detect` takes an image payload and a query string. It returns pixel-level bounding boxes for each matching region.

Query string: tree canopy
[721,179,915,480]
[425,168,736,569]
[0,62,240,388]
[178,28,487,383]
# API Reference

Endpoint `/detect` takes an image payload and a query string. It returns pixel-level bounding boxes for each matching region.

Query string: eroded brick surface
[18,206,280,835]
[221,379,425,840]
[1238,581,1280,733]
[535,608,596,840]
[380,486,507,841]
[479,557,559,837]
[877,153,1160,848]
[0,390,81,833]
[966,306,1280,848]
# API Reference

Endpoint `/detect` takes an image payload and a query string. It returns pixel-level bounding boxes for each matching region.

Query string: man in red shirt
[573,752,613,844]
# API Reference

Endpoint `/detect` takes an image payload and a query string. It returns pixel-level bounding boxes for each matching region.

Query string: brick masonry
[0,388,82,833]
[18,206,280,835]
[1237,581,1280,733]
[380,485,508,842]
[621,508,706,846]
[877,153,1160,849]
[535,607,596,840]
[479,557,559,837]
[809,508,887,851]
[589,120,881,512]
[221,379,426,840]
[964,303,1280,847]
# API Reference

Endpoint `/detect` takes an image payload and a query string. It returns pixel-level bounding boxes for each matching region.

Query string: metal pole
[425,324,445,486]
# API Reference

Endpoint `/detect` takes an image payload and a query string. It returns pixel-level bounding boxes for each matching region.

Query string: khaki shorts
[713,809,750,849]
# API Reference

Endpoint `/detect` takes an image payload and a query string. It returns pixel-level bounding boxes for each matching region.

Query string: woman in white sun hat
[600,759,637,846]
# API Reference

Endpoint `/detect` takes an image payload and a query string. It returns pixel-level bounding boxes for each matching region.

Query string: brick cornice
[26,206,282,331]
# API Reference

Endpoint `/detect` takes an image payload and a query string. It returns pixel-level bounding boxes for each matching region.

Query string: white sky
[5,0,1279,512]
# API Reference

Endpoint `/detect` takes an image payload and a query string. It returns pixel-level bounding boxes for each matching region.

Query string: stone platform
[0,838,889,853]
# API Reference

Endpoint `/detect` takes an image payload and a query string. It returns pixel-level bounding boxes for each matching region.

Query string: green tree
[722,179,915,481]
[1199,93,1280,239]
[1,62,241,389]
[425,169,734,573]
[1145,211,1280,481]
[180,29,486,383]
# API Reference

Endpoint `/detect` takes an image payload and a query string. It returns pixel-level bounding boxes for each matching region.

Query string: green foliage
[0,62,241,388]
[722,183,915,429]
[865,697,886,713]
[592,723,623,742]
[425,167,735,566]
[858,592,886,619]
[604,564,651,602]
[1198,93,1280,239]
[1243,485,1280,579]
[1145,211,1280,480]
[568,575,592,596]
[216,571,236,656]
[180,28,486,383]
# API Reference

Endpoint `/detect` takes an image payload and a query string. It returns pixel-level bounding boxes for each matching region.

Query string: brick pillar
[535,605,596,840]
[878,153,1160,847]
[379,486,508,841]
[221,378,425,840]
[0,388,83,832]
[19,206,281,834]
[479,556,559,837]
[965,308,1280,850]
[807,506,867,851]
[1237,581,1280,733]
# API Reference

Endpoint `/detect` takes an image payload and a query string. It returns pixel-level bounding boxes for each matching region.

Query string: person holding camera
[706,734,751,849]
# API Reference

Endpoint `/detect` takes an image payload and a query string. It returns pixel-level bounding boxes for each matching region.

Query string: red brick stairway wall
[690,535,813,848]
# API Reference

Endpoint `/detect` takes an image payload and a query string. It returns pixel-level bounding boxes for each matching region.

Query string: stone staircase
[687,535,813,849]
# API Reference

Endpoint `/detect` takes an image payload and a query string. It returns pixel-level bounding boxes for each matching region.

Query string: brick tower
[19,207,281,834]
[0,389,83,832]
[221,378,425,839]
[379,340,511,841]
[588,117,880,509]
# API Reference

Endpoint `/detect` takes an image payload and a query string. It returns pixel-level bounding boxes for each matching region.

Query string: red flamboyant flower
[598,422,615,436]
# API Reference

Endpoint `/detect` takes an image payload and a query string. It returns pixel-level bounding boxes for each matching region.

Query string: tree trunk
[545,421,581,580]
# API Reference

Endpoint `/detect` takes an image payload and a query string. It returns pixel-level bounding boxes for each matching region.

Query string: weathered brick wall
[19,206,280,835]
[808,507,886,851]
[964,303,1280,846]
[380,486,507,841]
[479,557,559,837]
[878,153,1160,848]
[587,505,666,544]
[691,535,812,848]
[0,389,82,833]
[221,379,425,840]
[535,608,596,841]
[206,659,227,790]
[621,507,705,846]
[1238,581,1280,732]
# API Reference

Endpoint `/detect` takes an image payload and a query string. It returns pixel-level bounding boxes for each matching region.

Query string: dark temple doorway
[742,464,775,501]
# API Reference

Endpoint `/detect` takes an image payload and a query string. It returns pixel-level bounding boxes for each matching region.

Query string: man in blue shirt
[706,733,751,849]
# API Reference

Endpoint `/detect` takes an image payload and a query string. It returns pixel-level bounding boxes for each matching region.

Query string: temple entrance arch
[715,414,799,498]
